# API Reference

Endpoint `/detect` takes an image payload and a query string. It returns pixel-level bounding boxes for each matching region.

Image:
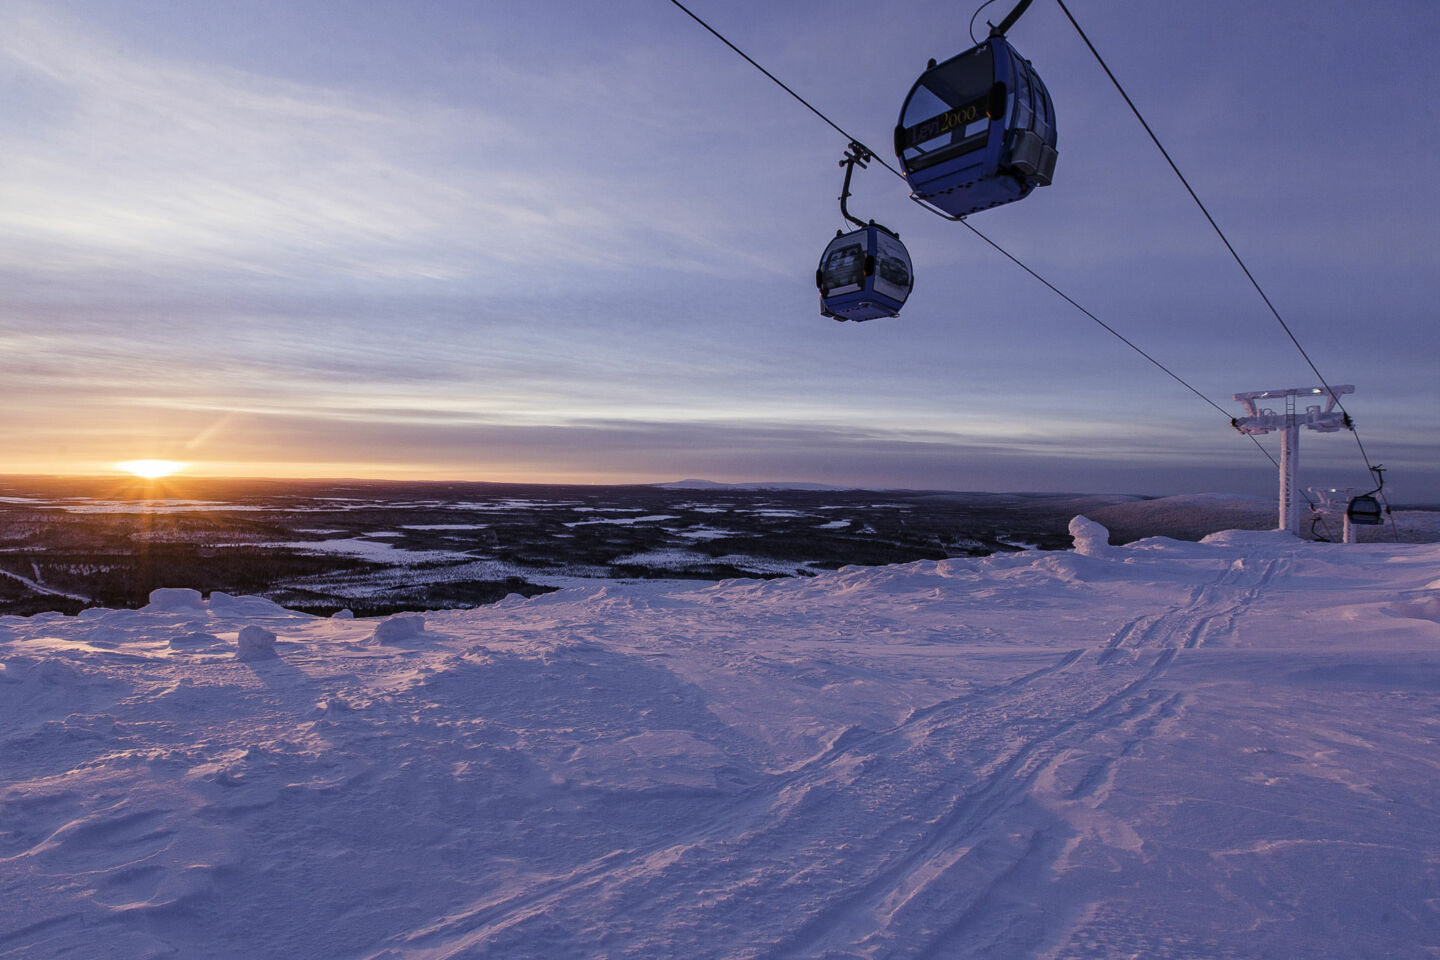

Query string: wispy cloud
[0,5,729,288]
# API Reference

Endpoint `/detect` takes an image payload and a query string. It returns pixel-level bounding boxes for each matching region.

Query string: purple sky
[3,0,1437,498]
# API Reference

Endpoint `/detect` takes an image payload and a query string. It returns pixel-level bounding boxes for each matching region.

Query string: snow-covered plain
[3,518,1438,958]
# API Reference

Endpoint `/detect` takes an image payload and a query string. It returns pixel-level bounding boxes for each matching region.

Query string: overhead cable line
[957,219,1282,470]
[958,223,1223,421]
[665,0,1281,474]
[1052,0,1383,483]
[666,0,896,177]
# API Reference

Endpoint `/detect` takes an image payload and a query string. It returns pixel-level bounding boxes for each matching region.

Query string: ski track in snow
[1,528,1439,958]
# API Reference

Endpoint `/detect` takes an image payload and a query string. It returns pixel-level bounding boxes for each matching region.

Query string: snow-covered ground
[3,518,1438,958]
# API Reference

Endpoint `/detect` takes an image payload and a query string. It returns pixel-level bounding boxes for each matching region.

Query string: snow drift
[2,520,1438,958]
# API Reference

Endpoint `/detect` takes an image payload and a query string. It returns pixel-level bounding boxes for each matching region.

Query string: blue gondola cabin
[1347,495,1384,526]
[895,36,1057,219]
[817,223,913,322]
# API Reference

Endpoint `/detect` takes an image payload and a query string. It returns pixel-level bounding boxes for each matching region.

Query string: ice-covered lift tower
[1232,385,1354,534]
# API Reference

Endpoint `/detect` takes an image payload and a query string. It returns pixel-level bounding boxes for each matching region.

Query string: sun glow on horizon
[116,459,189,479]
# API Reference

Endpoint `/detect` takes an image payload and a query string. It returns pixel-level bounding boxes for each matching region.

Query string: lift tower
[1232,385,1354,534]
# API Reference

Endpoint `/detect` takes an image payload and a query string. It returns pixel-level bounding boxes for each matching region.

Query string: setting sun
[116,459,189,479]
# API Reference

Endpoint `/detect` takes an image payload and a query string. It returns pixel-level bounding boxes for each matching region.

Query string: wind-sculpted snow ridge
[2,523,1439,958]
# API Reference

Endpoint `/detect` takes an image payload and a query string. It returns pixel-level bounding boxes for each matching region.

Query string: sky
[2,0,1437,498]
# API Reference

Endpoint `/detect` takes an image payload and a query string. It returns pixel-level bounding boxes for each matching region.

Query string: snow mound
[235,624,278,660]
[141,589,292,619]
[370,613,425,643]
[1396,595,1440,623]
[1199,528,1306,552]
[1068,515,1116,557]
[210,592,293,617]
[143,587,205,611]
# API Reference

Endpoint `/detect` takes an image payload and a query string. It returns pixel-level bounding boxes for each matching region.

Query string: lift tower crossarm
[1232,385,1354,433]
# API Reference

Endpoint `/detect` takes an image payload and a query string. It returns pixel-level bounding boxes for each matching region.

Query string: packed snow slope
[3,519,1439,959]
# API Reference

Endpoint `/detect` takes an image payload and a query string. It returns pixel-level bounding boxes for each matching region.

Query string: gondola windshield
[818,239,866,297]
[898,45,994,174]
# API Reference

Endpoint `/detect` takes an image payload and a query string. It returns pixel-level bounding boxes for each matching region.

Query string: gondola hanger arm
[987,0,1035,38]
[838,141,874,230]
[1361,464,1386,500]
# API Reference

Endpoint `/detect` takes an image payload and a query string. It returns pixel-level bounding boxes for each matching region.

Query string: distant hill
[654,479,861,492]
